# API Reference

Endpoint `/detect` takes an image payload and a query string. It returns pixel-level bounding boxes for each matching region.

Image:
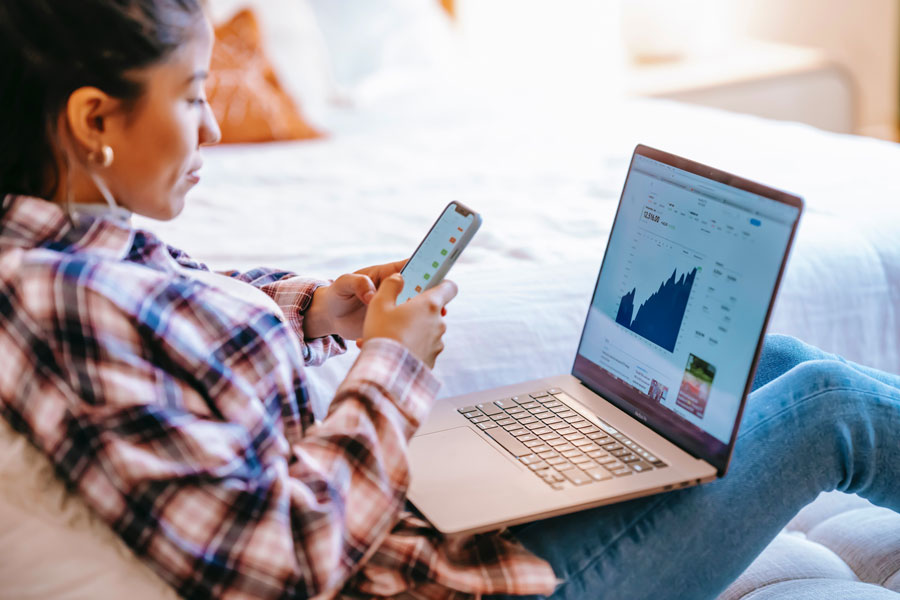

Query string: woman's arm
[166,244,345,365]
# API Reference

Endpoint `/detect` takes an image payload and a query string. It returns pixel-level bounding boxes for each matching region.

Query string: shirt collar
[0,195,136,261]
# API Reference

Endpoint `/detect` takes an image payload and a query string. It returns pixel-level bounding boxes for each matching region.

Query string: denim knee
[743,359,870,440]
[760,334,815,364]
[753,334,819,391]
[779,359,880,401]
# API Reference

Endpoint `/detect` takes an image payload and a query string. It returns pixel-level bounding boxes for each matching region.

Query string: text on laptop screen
[578,154,800,444]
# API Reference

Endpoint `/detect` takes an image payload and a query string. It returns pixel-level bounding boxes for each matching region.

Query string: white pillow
[306,0,457,95]
[205,0,341,125]
[0,418,179,600]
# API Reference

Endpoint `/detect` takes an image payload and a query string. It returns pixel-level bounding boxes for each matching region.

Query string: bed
[2,1,900,597]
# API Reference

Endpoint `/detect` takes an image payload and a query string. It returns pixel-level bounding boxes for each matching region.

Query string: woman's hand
[303,260,406,341]
[361,274,458,368]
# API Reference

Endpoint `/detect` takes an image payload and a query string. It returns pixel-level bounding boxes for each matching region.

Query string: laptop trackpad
[408,426,536,531]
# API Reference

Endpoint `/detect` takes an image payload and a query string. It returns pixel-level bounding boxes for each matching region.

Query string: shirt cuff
[261,275,347,366]
[332,338,440,435]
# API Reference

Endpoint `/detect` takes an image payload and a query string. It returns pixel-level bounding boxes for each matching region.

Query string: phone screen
[397,204,479,304]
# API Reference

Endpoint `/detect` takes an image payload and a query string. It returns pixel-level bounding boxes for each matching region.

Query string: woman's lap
[491,335,900,599]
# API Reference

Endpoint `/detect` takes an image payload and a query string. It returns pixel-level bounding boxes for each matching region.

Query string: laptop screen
[573,146,802,474]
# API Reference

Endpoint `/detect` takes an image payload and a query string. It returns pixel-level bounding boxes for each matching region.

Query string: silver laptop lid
[573,145,803,475]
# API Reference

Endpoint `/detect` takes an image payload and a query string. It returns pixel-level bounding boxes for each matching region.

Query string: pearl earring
[88,145,114,168]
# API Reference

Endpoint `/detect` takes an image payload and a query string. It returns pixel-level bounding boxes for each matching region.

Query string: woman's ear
[65,87,120,153]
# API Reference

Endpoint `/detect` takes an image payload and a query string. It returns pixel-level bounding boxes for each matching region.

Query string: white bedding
[136,89,900,416]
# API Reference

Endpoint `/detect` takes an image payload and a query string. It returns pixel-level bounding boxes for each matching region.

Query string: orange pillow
[206,8,323,144]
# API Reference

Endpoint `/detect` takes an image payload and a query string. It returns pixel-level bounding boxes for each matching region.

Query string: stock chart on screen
[615,266,698,352]
[578,154,799,443]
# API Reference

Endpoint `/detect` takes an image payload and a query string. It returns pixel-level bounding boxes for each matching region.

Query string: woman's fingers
[422,280,458,311]
[336,273,376,303]
[354,259,408,285]
[359,277,455,368]
[371,273,404,307]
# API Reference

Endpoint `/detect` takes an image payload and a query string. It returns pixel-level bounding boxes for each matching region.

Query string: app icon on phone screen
[397,205,479,304]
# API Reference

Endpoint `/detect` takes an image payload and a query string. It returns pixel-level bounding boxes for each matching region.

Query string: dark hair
[0,0,204,200]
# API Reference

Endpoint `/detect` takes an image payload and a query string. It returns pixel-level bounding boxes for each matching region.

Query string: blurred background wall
[453,0,900,140]
[736,0,899,140]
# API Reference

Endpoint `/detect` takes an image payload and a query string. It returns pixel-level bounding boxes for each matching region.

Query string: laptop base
[409,374,715,535]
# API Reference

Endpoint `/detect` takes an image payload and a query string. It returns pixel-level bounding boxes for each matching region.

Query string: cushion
[440,0,456,18]
[206,0,339,124]
[206,8,323,144]
[0,417,179,600]
[718,492,900,599]
[728,579,900,599]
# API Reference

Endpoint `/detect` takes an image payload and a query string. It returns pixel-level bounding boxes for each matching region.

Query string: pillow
[306,0,457,93]
[206,8,324,143]
[0,418,180,600]
[206,0,340,124]
[440,0,456,18]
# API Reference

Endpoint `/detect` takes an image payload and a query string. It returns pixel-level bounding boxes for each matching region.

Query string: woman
[0,1,897,599]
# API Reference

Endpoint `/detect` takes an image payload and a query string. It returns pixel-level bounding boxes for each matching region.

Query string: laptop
[407,144,804,535]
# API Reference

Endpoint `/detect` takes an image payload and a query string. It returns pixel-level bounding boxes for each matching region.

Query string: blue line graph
[615,267,698,352]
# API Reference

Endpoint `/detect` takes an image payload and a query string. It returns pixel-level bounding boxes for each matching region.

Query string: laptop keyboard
[458,388,667,490]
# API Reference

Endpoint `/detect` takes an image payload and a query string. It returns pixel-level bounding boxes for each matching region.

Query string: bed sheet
[135,90,900,416]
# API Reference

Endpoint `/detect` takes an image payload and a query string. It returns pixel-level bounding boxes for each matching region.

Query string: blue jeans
[493,335,900,599]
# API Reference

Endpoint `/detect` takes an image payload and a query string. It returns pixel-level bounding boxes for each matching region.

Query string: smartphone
[396,201,482,304]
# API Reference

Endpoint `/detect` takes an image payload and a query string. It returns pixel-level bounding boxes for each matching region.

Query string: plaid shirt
[0,195,557,599]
